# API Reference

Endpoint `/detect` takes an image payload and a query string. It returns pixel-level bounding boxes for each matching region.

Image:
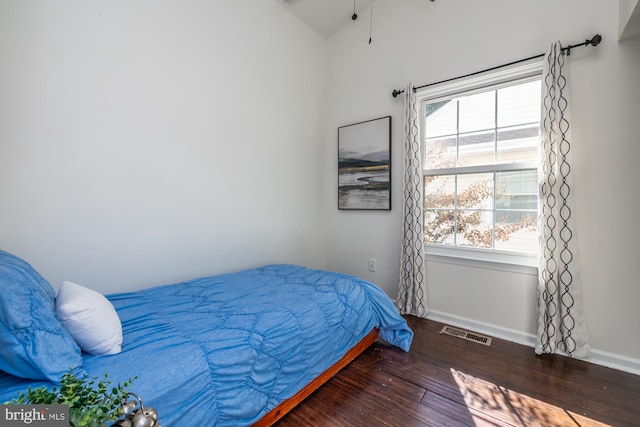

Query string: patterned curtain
[535,42,590,358]
[397,83,428,318]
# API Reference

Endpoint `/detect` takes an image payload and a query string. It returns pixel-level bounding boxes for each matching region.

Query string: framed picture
[338,116,391,210]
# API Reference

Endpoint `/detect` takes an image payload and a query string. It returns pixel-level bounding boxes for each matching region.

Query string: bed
[0,250,413,426]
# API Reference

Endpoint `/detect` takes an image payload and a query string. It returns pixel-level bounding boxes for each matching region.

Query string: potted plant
[9,372,136,427]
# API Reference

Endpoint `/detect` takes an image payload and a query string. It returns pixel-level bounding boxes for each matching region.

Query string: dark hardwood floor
[276,316,640,427]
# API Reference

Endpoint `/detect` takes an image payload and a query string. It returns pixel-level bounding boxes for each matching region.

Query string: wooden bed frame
[253,328,379,426]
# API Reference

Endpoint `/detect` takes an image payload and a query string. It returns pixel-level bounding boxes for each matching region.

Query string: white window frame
[417,61,543,274]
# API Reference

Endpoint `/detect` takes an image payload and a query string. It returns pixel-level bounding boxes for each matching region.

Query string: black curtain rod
[391,34,602,98]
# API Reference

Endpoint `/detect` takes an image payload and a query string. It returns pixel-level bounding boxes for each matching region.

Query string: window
[420,63,542,267]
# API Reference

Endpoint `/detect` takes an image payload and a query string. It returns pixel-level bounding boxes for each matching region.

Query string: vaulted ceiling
[277,0,438,38]
[276,0,375,38]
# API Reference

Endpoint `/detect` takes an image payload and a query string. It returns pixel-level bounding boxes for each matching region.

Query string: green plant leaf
[9,370,137,427]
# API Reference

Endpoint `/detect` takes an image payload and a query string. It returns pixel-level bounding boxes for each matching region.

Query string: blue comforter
[1,264,412,426]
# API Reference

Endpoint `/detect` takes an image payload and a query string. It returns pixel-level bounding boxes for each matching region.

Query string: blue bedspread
[0,264,412,426]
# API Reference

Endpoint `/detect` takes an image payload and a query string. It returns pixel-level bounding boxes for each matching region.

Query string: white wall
[323,0,640,368]
[0,0,328,293]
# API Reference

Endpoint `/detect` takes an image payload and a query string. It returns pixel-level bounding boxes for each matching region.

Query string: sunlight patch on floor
[450,368,611,427]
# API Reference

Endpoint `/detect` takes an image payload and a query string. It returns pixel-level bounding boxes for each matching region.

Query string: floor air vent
[439,325,492,346]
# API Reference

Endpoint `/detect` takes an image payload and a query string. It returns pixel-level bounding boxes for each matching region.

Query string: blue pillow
[0,250,84,383]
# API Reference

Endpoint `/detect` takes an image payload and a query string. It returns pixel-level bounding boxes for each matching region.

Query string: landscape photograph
[338,116,391,210]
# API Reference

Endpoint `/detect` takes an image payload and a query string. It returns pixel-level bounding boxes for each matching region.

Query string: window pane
[495,210,537,253]
[495,170,537,209]
[497,124,539,162]
[425,209,455,245]
[458,91,495,133]
[497,80,541,128]
[456,210,493,248]
[457,173,493,209]
[425,136,456,169]
[425,175,454,208]
[425,100,457,138]
[458,130,495,166]
[495,170,538,253]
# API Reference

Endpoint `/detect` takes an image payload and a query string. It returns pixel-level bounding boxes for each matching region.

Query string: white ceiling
[277,0,436,38]
[277,0,375,38]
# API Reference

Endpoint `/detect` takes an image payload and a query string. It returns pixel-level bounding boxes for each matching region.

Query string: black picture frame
[338,116,391,210]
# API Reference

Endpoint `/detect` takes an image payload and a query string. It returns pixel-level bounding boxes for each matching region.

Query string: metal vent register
[439,325,492,346]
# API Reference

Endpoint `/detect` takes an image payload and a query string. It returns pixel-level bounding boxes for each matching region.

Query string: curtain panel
[535,42,590,358]
[397,83,428,318]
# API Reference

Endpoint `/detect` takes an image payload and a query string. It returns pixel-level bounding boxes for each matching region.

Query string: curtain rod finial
[590,34,602,46]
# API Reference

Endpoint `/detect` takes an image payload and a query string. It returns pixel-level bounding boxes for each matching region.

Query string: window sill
[425,245,538,275]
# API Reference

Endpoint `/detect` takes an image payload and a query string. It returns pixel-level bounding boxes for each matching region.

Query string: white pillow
[55,281,123,355]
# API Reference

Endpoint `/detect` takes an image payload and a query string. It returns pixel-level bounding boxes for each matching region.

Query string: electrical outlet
[368,258,377,272]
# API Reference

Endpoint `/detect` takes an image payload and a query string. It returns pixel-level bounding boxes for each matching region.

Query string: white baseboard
[589,348,640,376]
[425,309,640,377]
